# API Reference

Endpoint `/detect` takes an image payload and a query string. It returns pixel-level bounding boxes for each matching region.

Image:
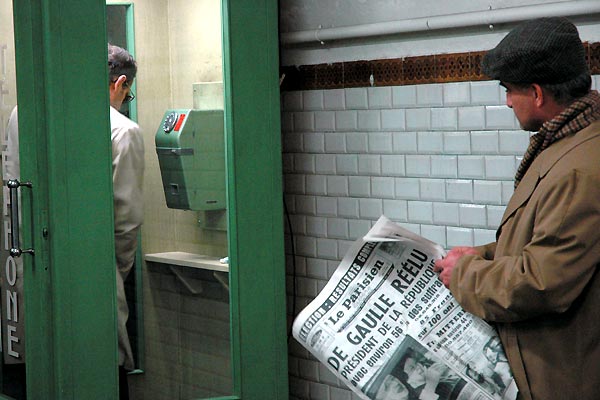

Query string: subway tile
[281,111,294,132]
[306,175,327,195]
[318,363,341,386]
[306,258,329,280]
[485,106,516,129]
[383,199,408,221]
[368,86,392,108]
[487,205,505,229]
[283,91,303,111]
[345,87,368,109]
[323,89,346,110]
[381,109,406,130]
[348,176,371,197]
[282,153,294,173]
[335,110,358,131]
[474,229,497,246]
[316,196,337,216]
[296,195,316,215]
[297,276,318,298]
[288,215,306,235]
[303,132,325,153]
[295,235,317,257]
[408,201,433,224]
[303,90,324,111]
[295,153,316,173]
[349,219,372,239]
[458,155,485,179]
[406,108,432,130]
[443,82,470,106]
[295,111,315,132]
[317,238,338,259]
[315,111,336,132]
[284,174,305,194]
[306,216,327,237]
[395,177,421,200]
[474,180,503,204]
[420,178,446,201]
[284,194,296,213]
[327,175,348,196]
[325,132,346,153]
[358,155,381,175]
[346,133,369,153]
[372,177,395,198]
[392,85,417,107]
[446,227,474,247]
[417,84,444,106]
[330,387,352,400]
[368,132,393,153]
[338,198,360,218]
[338,240,355,260]
[417,131,443,153]
[309,381,330,400]
[336,154,359,174]
[327,218,349,239]
[502,181,515,205]
[471,130,499,154]
[431,156,458,178]
[485,156,516,180]
[357,110,381,131]
[420,224,447,248]
[470,81,501,105]
[446,180,473,202]
[433,202,459,225]
[431,108,458,130]
[457,106,485,130]
[443,131,470,154]
[283,132,303,152]
[401,222,421,235]
[359,198,384,219]
[393,132,418,153]
[499,130,530,155]
[316,154,336,174]
[326,175,348,196]
[381,155,406,176]
[459,204,487,227]
[405,155,431,177]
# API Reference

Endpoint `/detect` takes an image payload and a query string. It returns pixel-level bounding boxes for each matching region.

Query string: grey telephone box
[155,109,225,210]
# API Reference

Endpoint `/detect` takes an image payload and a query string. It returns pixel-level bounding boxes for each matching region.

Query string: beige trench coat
[450,120,600,400]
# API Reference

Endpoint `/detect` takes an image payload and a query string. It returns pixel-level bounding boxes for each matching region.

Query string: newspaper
[292,215,518,400]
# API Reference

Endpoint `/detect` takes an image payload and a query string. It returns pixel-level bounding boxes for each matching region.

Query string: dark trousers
[119,366,129,400]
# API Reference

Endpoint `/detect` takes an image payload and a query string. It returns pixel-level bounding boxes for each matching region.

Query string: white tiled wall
[283,75,600,400]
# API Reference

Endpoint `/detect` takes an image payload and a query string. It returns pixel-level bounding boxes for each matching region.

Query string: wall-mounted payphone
[155,108,225,211]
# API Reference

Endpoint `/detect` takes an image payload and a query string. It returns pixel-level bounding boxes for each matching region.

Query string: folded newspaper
[292,215,518,400]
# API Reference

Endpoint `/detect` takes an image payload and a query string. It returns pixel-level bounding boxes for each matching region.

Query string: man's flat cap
[481,17,588,84]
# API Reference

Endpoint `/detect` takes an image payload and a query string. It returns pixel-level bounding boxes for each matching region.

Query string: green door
[2,0,119,398]
[1,0,287,398]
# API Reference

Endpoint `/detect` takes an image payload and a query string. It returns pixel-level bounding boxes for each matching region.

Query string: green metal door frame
[222,0,289,398]
[10,0,288,398]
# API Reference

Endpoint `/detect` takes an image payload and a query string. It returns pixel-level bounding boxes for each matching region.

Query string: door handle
[7,179,34,257]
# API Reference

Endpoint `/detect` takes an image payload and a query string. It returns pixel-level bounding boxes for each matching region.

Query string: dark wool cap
[481,17,588,84]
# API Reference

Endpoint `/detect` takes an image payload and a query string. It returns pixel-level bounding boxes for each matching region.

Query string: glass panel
[106,2,233,399]
[0,0,26,398]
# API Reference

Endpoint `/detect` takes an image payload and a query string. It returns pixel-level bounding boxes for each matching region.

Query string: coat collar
[497,120,600,235]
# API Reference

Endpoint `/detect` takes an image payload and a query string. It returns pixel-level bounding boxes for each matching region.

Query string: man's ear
[113,74,128,89]
[531,83,545,107]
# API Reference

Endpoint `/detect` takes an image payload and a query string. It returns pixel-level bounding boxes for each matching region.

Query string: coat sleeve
[112,124,145,277]
[449,169,600,322]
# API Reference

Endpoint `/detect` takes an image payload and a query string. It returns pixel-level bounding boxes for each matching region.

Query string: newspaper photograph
[292,215,518,400]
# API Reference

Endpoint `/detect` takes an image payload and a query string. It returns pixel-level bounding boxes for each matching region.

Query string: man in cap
[434,17,600,400]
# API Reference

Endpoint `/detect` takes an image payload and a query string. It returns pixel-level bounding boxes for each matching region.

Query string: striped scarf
[514,90,600,188]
